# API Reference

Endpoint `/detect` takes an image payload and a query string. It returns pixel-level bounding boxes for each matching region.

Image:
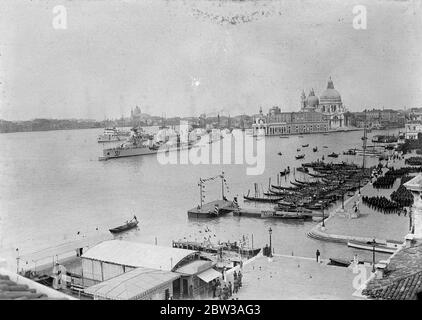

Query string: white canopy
[82,240,198,271]
[197,268,221,283]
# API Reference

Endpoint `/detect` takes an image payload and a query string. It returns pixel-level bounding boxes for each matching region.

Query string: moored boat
[347,240,402,254]
[295,154,305,160]
[328,258,351,267]
[327,152,339,158]
[109,216,139,234]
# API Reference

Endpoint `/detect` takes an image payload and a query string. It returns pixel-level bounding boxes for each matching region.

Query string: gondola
[243,195,284,203]
[109,216,139,234]
[308,172,327,178]
[271,184,301,191]
[302,144,309,147]
[279,168,290,176]
[327,152,339,158]
[290,181,305,187]
[343,149,357,155]
[328,258,351,267]
[296,167,309,173]
[295,154,305,160]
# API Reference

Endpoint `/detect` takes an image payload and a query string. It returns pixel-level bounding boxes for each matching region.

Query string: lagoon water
[0,127,406,267]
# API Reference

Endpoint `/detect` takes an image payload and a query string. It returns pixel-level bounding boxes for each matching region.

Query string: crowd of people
[211,270,242,300]
[390,176,414,207]
[372,175,396,189]
[362,196,403,214]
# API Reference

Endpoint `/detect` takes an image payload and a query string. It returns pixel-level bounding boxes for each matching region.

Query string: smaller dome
[306,89,319,108]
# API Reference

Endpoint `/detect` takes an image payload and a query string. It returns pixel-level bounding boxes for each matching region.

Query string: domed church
[300,77,347,129]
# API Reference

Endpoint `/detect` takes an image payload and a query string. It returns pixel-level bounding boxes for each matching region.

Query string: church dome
[320,77,341,104]
[306,89,319,108]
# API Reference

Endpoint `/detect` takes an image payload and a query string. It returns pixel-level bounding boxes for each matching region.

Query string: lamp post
[371,238,376,273]
[268,227,273,257]
[321,204,325,227]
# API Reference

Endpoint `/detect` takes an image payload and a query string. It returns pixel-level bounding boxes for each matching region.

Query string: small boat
[271,185,301,191]
[109,216,139,234]
[297,148,301,152]
[261,211,307,220]
[277,152,282,156]
[328,258,351,267]
[295,154,305,160]
[343,149,357,155]
[279,136,289,139]
[279,168,290,176]
[347,240,402,254]
[302,144,309,147]
[298,135,304,138]
[327,152,339,158]
[313,147,318,152]
[296,167,309,173]
[243,195,284,203]
[323,146,328,148]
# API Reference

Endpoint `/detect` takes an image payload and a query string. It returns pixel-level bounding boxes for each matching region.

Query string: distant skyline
[0,0,421,121]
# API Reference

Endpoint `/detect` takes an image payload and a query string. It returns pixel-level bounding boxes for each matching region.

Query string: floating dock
[187,200,236,218]
[234,208,325,220]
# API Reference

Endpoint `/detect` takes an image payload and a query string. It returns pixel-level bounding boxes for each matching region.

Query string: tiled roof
[0,274,50,300]
[363,271,422,300]
[363,243,422,300]
[0,270,72,300]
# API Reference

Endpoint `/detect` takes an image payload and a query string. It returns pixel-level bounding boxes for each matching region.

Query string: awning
[197,268,221,283]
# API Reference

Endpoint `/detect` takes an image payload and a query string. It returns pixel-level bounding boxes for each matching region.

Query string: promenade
[235,254,367,299]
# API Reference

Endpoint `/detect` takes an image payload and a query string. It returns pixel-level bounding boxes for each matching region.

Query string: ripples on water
[0,128,404,265]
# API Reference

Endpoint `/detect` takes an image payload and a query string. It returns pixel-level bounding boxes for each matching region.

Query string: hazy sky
[0,0,421,120]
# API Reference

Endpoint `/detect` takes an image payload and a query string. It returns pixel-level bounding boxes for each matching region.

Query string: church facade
[301,77,347,129]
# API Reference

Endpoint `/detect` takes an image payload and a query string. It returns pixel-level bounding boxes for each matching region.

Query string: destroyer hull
[99,144,192,161]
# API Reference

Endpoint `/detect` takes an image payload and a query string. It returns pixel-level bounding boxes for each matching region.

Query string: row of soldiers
[362,196,403,214]
[211,270,243,300]
[372,175,396,189]
[390,185,414,207]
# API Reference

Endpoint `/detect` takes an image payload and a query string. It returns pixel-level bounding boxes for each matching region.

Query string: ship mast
[221,171,225,200]
[362,109,368,170]
[199,178,204,208]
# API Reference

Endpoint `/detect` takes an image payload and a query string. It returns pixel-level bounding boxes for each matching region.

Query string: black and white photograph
[0,0,422,303]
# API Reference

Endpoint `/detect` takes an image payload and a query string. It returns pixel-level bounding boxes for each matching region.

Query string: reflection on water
[0,128,405,265]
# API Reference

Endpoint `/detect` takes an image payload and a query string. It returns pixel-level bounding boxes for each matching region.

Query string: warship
[97,127,130,143]
[99,127,193,161]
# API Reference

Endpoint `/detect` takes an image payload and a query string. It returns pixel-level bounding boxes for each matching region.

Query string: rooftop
[0,268,74,300]
[84,267,180,300]
[363,243,422,300]
[81,240,198,272]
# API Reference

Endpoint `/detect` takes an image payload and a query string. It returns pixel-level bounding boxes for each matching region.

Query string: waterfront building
[404,121,422,140]
[252,77,349,136]
[252,106,329,136]
[80,240,221,300]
